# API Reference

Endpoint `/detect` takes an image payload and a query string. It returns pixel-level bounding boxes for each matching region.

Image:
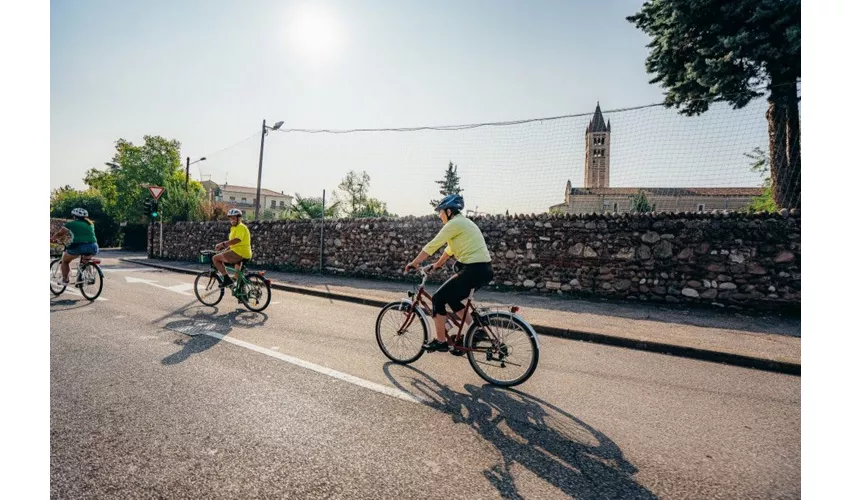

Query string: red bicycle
[376,265,540,387]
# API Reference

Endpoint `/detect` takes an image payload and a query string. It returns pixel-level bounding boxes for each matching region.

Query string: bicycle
[376,264,540,387]
[49,243,104,301]
[193,249,272,312]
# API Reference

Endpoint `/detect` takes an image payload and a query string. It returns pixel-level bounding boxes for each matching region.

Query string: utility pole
[255,120,266,219]
[255,119,284,220]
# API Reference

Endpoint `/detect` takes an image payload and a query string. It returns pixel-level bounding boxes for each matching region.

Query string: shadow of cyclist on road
[383,363,657,500]
[161,305,268,366]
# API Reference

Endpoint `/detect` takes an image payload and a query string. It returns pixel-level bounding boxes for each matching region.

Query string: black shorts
[432,262,494,316]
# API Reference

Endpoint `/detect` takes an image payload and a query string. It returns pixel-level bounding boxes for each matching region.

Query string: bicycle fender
[401,299,435,341]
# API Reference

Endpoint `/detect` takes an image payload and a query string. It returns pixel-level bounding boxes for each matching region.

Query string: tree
[629,190,653,213]
[333,170,392,217]
[85,135,188,223]
[627,0,800,209]
[430,161,464,207]
[351,198,392,218]
[287,194,341,220]
[199,200,230,221]
[744,146,778,212]
[158,175,206,222]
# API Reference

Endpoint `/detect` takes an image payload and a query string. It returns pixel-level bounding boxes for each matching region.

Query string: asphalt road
[50,253,800,499]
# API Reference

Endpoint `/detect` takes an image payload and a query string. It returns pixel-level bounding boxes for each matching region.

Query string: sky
[51,0,770,216]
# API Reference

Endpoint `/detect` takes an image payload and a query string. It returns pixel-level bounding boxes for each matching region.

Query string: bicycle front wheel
[79,263,104,301]
[50,259,66,296]
[376,301,428,364]
[194,271,224,306]
[240,273,271,312]
[465,312,540,387]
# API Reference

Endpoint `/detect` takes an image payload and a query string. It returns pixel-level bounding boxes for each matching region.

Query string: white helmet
[227,208,242,217]
[71,208,88,217]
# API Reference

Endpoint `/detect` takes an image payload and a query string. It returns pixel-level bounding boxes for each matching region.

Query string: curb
[119,258,801,376]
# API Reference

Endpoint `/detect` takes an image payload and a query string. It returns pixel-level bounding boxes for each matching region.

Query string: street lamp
[185,156,207,190]
[255,119,284,219]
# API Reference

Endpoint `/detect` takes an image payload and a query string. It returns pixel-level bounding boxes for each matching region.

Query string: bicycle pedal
[449,348,465,357]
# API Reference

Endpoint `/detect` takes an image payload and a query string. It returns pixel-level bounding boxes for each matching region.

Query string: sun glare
[287,5,342,61]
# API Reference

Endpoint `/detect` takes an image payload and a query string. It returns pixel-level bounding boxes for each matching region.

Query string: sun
[287,5,342,61]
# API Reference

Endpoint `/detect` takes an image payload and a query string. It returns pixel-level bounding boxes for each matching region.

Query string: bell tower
[584,102,611,188]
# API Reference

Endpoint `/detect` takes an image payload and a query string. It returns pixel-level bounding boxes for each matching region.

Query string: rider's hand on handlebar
[404,261,418,273]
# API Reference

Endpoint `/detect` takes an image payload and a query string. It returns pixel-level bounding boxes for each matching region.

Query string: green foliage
[626,0,800,115]
[85,135,186,223]
[158,175,205,222]
[430,161,464,207]
[49,188,121,246]
[744,147,778,212]
[351,198,392,218]
[286,194,341,220]
[629,190,653,213]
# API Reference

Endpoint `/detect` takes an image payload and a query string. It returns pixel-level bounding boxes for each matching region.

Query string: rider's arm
[408,221,460,269]
[216,237,241,250]
[433,251,452,269]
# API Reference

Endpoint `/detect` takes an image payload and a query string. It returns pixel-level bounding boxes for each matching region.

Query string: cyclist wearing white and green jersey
[50,208,99,287]
[405,194,494,353]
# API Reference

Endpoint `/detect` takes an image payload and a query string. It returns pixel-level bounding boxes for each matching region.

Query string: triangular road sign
[148,186,165,200]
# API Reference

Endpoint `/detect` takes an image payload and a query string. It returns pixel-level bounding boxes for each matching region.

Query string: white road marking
[124,276,194,296]
[102,268,159,273]
[186,327,422,405]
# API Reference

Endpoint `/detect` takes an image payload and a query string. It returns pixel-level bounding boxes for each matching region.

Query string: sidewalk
[119,253,801,375]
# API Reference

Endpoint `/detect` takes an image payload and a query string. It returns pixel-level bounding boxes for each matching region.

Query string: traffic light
[144,198,159,219]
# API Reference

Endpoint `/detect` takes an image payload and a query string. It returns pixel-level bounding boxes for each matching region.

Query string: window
[229,196,235,201]
[697,204,705,212]
[241,197,247,203]
[651,204,656,212]
[613,203,619,213]
[271,200,277,209]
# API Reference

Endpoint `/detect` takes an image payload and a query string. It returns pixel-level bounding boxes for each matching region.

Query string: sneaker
[219,275,234,289]
[55,279,68,288]
[423,339,449,353]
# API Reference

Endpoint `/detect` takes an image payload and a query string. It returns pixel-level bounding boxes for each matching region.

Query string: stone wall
[149,211,801,311]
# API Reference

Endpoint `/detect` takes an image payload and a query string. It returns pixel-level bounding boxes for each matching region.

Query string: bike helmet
[227,208,242,217]
[71,208,89,218]
[434,194,464,213]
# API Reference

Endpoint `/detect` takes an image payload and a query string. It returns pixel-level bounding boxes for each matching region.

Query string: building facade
[202,181,294,219]
[549,103,762,214]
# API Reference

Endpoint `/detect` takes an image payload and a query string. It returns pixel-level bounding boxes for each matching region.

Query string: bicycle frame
[398,267,496,354]
[202,249,268,301]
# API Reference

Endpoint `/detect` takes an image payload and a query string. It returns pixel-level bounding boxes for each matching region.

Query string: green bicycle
[193,249,272,312]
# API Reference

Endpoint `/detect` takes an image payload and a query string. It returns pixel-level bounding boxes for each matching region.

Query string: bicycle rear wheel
[239,273,271,312]
[194,271,224,306]
[50,259,66,296]
[376,301,428,364]
[465,312,539,387]
[79,263,104,301]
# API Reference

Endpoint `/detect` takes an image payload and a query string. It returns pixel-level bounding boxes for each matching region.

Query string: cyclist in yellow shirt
[213,208,252,288]
[405,194,493,353]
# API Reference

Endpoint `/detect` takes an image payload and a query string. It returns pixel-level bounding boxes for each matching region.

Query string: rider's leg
[60,253,76,283]
[214,251,243,287]
[427,274,469,351]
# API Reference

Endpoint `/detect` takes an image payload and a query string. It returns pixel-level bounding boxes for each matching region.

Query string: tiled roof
[569,187,763,197]
[218,184,292,197]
